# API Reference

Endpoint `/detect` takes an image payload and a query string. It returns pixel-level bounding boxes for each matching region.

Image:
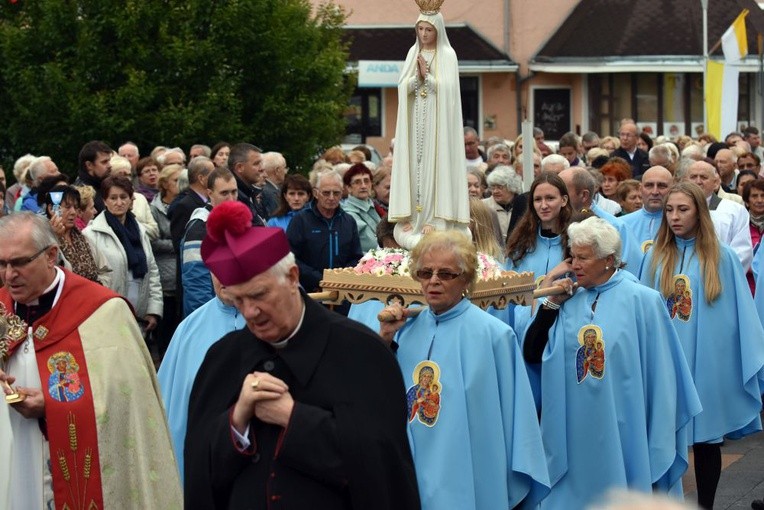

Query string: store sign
[358,60,405,88]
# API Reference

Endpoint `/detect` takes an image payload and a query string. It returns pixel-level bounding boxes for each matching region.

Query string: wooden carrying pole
[375,284,567,322]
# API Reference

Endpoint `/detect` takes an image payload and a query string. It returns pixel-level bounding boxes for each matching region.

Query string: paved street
[683,412,764,509]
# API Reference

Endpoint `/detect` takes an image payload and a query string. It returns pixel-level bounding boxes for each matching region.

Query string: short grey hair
[486,165,523,194]
[649,144,675,165]
[158,147,186,165]
[582,131,600,145]
[570,167,597,195]
[487,143,510,159]
[109,155,132,176]
[188,156,213,184]
[674,157,696,181]
[267,252,297,283]
[177,168,189,194]
[315,169,343,189]
[541,154,570,172]
[28,156,53,183]
[568,216,622,266]
[463,126,479,138]
[119,142,139,155]
[262,152,286,174]
[190,144,211,158]
[0,212,59,251]
[680,144,704,161]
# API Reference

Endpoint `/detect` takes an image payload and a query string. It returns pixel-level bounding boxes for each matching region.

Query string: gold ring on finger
[251,379,260,389]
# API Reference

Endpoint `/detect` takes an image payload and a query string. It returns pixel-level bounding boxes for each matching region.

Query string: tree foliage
[0,0,353,175]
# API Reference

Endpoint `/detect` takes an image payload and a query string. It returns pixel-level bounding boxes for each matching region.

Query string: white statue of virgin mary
[388,0,471,250]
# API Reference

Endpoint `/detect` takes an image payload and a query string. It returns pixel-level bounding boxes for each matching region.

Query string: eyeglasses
[350,178,371,186]
[415,269,463,281]
[0,246,50,271]
[489,185,507,191]
[618,132,636,138]
[319,190,342,198]
[740,162,759,169]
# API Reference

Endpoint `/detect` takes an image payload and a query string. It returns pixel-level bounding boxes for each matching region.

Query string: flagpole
[702,0,708,133]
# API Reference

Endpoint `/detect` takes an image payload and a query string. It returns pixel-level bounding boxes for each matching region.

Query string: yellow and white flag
[707,9,749,139]
[721,9,749,63]
[706,60,739,140]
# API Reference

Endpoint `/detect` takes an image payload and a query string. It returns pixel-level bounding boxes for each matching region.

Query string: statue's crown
[415,0,444,15]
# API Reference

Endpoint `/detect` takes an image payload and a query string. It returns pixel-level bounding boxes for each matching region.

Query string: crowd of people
[1,35,764,510]
[455,121,764,510]
[2,0,762,506]
[0,108,762,510]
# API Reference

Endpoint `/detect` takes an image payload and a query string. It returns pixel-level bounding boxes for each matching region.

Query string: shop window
[344,88,382,144]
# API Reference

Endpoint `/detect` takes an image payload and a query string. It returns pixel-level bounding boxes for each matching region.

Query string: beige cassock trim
[80,298,182,509]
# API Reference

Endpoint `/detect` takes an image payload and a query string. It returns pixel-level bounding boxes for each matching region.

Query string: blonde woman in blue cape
[388,0,470,250]
[523,216,701,509]
[640,182,764,510]
[379,231,549,510]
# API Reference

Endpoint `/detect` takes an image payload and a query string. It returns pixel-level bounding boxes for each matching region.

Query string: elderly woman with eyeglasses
[341,164,382,252]
[135,157,161,202]
[378,231,550,510]
[523,216,700,509]
[40,184,109,285]
[483,165,527,244]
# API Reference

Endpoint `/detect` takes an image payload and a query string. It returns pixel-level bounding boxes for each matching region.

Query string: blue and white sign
[358,60,405,88]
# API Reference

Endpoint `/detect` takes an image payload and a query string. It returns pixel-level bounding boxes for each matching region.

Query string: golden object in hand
[250,379,260,390]
[3,380,25,404]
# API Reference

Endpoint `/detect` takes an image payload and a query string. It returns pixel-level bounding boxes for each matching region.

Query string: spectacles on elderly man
[0,246,50,271]
[319,190,342,198]
[415,269,463,281]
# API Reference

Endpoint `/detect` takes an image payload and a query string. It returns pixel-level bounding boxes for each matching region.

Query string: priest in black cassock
[184,201,420,510]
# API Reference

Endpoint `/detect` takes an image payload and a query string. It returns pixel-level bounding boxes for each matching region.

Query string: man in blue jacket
[287,170,362,313]
[180,168,238,316]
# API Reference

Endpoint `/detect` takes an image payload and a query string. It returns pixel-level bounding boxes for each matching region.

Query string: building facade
[318,0,763,154]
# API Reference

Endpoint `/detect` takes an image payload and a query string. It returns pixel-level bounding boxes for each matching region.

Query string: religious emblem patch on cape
[667,274,692,322]
[406,360,442,427]
[47,351,85,403]
[576,325,605,383]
